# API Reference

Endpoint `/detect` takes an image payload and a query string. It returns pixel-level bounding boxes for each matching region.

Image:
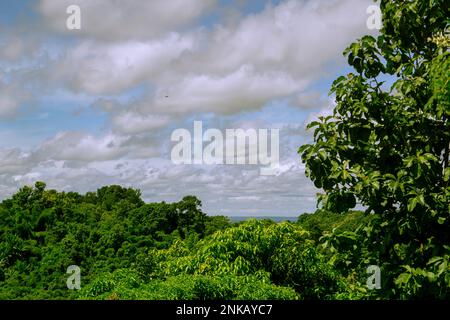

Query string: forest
[0,0,449,300]
[0,181,447,300]
[0,182,358,300]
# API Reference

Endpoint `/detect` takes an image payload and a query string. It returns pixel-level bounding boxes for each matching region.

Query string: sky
[0,0,377,216]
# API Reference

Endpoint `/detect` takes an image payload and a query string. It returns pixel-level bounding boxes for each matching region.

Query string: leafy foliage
[79,270,299,300]
[137,220,353,299]
[0,182,366,300]
[0,182,215,299]
[299,0,450,299]
[297,209,371,241]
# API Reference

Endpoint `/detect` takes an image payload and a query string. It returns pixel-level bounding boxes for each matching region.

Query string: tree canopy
[299,0,449,298]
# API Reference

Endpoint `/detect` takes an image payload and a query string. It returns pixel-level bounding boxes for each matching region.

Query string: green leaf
[407,198,418,212]
[444,168,450,182]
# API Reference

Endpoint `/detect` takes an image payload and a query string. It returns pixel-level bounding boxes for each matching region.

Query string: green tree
[0,182,214,299]
[137,220,354,299]
[297,210,370,241]
[299,0,449,299]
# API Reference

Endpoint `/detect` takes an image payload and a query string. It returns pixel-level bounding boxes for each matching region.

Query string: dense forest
[0,182,447,300]
[0,182,371,300]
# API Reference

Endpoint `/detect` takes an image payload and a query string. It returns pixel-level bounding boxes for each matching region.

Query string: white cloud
[51,33,198,94]
[36,131,129,162]
[153,65,303,114]
[43,0,373,115]
[183,0,374,77]
[0,149,32,175]
[112,112,171,135]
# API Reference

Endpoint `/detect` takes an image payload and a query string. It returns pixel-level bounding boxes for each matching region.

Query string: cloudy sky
[0,0,377,216]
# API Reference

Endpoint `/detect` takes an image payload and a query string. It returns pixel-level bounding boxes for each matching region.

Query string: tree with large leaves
[299,0,449,298]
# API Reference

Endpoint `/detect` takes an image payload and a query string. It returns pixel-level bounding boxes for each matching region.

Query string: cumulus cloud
[36,132,130,162]
[189,0,372,76]
[42,0,373,116]
[152,65,303,114]
[34,130,163,163]
[50,32,199,94]
[111,112,172,135]
[0,148,32,175]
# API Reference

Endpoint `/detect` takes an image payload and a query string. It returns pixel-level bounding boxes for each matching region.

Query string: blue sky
[0,0,376,216]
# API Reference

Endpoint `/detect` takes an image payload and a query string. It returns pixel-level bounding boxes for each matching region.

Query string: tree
[299,0,449,298]
[140,220,352,299]
[297,210,370,241]
[0,183,216,299]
